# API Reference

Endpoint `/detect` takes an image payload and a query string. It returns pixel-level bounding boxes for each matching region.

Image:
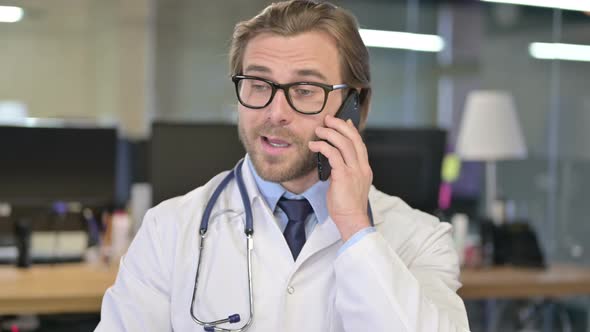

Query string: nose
[267,89,294,126]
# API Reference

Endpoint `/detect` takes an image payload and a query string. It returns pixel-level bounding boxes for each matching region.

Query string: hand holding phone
[317,90,360,181]
[308,88,372,241]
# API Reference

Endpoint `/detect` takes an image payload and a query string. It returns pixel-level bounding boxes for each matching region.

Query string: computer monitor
[363,128,447,214]
[150,122,246,205]
[0,125,118,208]
[149,123,445,212]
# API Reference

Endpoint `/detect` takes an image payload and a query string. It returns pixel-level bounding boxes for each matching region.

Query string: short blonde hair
[229,0,372,127]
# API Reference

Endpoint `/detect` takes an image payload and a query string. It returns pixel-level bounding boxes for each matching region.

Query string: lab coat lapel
[294,217,341,267]
[299,189,386,265]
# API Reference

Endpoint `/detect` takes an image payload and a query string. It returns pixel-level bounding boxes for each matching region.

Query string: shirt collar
[246,155,331,224]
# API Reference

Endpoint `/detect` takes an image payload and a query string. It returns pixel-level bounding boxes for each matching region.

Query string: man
[96,1,470,331]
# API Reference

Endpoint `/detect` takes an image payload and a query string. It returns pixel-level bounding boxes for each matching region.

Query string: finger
[314,126,358,168]
[308,140,346,172]
[325,115,370,164]
[341,119,369,165]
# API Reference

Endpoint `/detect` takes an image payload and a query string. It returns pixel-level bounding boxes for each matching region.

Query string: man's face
[238,31,345,185]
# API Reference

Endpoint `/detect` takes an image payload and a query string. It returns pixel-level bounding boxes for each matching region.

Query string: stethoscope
[189,158,374,332]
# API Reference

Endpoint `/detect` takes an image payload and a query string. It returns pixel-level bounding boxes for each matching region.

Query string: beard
[238,119,317,183]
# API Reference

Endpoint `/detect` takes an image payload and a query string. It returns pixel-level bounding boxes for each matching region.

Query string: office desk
[0,263,117,315]
[3,263,590,315]
[459,264,590,299]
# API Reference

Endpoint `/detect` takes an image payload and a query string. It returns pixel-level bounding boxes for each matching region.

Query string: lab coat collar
[236,156,390,266]
[240,155,343,265]
[241,154,265,208]
[245,155,285,212]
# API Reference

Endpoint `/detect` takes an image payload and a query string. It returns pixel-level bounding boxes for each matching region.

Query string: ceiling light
[0,5,24,23]
[529,42,590,62]
[359,29,445,52]
[481,0,590,12]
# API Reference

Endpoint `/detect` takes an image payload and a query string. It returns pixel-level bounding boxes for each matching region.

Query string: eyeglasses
[231,75,349,115]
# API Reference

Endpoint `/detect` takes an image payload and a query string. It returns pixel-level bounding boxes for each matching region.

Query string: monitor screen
[150,122,245,205]
[0,125,117,208]
[363,128,446,213]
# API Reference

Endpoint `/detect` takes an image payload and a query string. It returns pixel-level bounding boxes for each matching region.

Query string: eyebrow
[243,64,271,74]
[243,65,328,82]
[295,69,327,82]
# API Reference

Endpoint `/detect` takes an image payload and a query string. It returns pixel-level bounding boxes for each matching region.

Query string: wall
[0,0,154,138]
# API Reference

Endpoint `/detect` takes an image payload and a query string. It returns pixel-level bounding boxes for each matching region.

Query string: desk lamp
[456,90,527,222]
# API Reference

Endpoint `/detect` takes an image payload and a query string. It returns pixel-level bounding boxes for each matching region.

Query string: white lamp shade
[0,101,28,125]
[456,90,527,161]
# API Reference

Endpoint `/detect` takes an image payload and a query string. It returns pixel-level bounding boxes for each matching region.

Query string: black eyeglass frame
[231,74,349,115]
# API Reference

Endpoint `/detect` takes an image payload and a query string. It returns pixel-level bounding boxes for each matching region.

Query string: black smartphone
[317,89,360,181]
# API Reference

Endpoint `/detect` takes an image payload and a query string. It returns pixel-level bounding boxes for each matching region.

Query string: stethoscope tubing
[190,159,254,332]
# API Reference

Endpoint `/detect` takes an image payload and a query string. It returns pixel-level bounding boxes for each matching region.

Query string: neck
[281,170,319,194]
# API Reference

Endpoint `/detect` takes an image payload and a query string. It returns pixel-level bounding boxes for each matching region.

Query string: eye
[294,88,314,97]
[252,83,269,92]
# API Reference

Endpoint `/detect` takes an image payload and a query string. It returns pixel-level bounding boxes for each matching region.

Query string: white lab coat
[96,160,470,332]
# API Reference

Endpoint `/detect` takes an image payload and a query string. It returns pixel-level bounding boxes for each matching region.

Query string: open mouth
[262,136,291,148]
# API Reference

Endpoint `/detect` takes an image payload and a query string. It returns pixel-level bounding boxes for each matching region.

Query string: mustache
[257,124,298,142]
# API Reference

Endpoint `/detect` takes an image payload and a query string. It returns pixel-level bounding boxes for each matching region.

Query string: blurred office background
[1,0,590,331]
